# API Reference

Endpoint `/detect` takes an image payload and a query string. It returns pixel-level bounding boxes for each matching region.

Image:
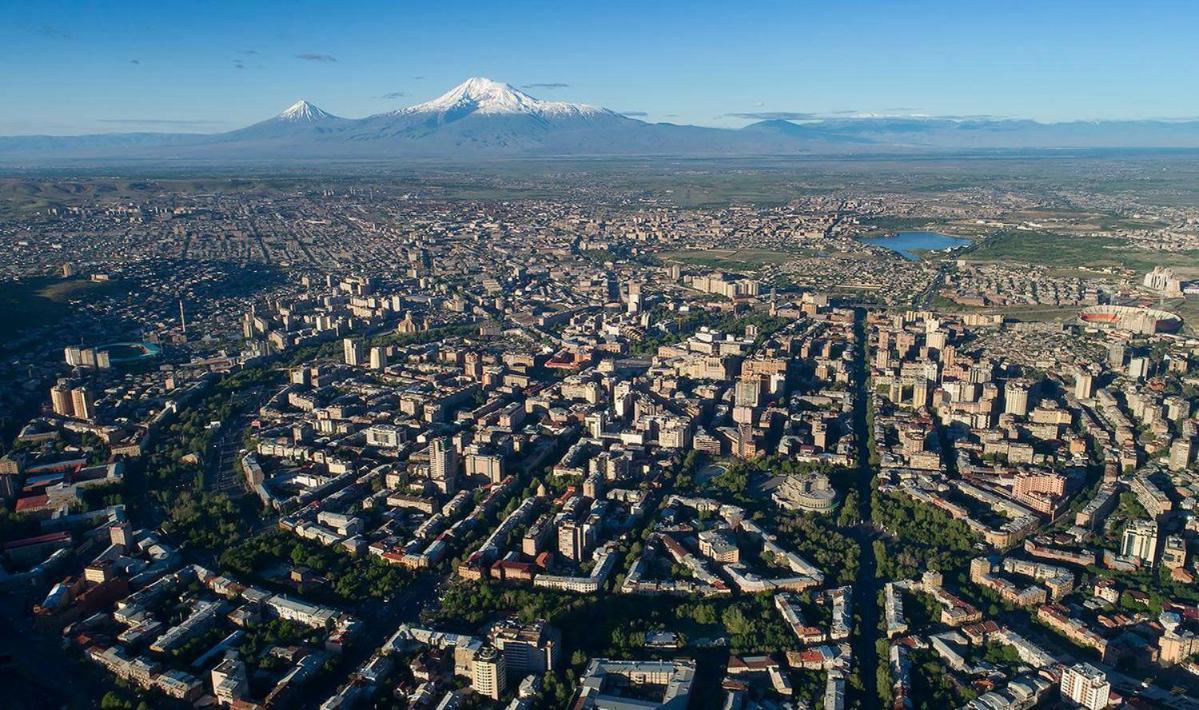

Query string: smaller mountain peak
[278,100,334,122]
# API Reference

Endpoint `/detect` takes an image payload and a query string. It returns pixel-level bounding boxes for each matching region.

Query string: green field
[965,230,1199,274]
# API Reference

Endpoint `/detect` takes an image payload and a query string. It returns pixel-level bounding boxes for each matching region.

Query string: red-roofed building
[962,620,1000,645]
[554,487,577,506]
[14,494,51,514]
[545,349,593,371]
[380,551,406,565]
[785,646,839,670]
[726,655,779,674]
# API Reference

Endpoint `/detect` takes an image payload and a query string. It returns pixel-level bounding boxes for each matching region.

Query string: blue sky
[2,0,1196,135]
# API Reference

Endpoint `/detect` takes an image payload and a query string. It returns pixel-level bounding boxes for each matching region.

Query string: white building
[1120,520,1158,565]
[1060,663,1110,709]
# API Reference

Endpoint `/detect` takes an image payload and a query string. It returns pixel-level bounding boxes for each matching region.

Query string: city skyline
[4,0,1199,135]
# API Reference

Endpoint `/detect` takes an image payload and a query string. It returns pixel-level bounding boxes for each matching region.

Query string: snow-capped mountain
[397,77,610,119]
[5,77,1199,163]
[213,99,349,144]
[277,100,340,123]
[335,77,643,154]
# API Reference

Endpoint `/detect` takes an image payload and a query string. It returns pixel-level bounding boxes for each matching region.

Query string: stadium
[1078,305,1182,335]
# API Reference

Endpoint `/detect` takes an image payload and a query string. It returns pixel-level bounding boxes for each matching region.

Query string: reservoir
[862,231,971,261]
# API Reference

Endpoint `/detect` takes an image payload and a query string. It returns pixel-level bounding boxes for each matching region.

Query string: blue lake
[862,231,971,261]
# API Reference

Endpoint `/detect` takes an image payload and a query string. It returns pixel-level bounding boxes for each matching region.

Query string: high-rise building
[490,620,561,676]
[471,646,506,700]
[342,337,362,367]
[1162,534,1188,570]
[1004,380,1030,417]
[50,383,74,417]
[1169,437,1195,472]
[911,379,929,409]
[369,346,388,370]
[968,362,992,384]
[1127,356,1149,381]
[927,329,947,351]
[1060,663,1111,709]
[0,453,25,500]
[71,386,95,421]
[558,519,591,561]
[626,281,642,314]
[585,411,607,438]
[464,352,483,380]
[429,437,458,493]
[210,658,248,706]
[1165,396,1190,422]
[1159,613,1199,664]
[1107,344,1126,368]
[1120,520,1158,565]
[582,471,603,499]
[612,381,632,420]
[1074,370,1094,400]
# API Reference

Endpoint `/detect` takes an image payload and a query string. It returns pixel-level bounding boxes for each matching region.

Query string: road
[205,384,267,495]
[304,572,443,702]
[847,306,882,704]
[913,262,950,309]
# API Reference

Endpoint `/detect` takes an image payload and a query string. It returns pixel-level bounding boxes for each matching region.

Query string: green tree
[100,691,133,710]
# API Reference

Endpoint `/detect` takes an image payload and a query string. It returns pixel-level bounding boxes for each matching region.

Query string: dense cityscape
[10,0,1199,706]
[0,158,1196,710]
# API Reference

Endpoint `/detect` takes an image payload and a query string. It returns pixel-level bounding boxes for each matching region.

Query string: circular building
[1078,305,1181,335]
[772,472,838,513]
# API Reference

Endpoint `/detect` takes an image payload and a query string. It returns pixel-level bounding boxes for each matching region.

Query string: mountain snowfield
[4,76,1199,162]
[398,77,610,119]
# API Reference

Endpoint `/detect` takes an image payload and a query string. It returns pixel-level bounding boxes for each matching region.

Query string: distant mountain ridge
[4,77,1199,163]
